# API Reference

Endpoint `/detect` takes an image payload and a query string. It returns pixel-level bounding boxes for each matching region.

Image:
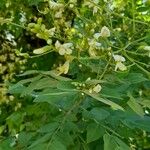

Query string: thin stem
[99,57,111,80]
[0,18,26,29]
[123,51,150,78]
[132,0,136,33]
[46,96,84,149]
[112,12,150,26]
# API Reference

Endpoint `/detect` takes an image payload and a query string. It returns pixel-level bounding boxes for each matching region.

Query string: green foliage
[0,0,150,149]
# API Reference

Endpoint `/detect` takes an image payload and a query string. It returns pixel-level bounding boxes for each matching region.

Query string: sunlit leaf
[84,90,124,111]
[127,93,144,116]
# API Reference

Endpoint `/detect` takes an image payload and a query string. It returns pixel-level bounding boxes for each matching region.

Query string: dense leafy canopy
[0,0,150,149]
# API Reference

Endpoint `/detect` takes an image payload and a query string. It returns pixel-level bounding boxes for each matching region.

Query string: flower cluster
[88,26,110,57]
[28,18,56,41]
[88,38,101,57]
[84,0,99,14]
[48,1,64,18]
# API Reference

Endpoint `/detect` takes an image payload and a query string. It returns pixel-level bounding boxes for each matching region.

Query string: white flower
[88,48,97,57]
[55,41,73,55]
[113,55,127,71]
[113,55,125,62]
[55,40,62,49]
[88,39,101,57]
[95,42,102,47]
[63,43,73,55]
[19,12,26,23]
[88,39,101,48]
[49,1,58,9]
[84,0,99,14]
[47,39,52,45]
[48,27,55,36]
[5,31,16,46]
[93,6,98,14]
[63,43,73,49]
[57,60,70,75]
[49,1,63,10]
[100,26,110,37]
[115,61,127,71]
[93,84,102,93]
[5,31,14,41]
[86,77,91,81]
[55,10,63,18]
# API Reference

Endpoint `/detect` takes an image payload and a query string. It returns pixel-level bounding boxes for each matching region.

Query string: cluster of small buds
[71,82,86,90]
[72,79,102,94]
[0,43,27,104]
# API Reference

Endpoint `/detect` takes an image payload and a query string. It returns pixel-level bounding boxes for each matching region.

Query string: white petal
[93,6,98,14]
[93,84,102,93]
[59,48,66,55]
[93,33,101,39]
[94,0,99,4]
[66,49,72,55]
[113,54,125,62]
[55,40,61,49]
[48,27,55,36]
[57,60,70,75]
[89,48,96,57]
[63,61,70,74]
[95,42,102,47]
[88,39,95,47]
[100,26,110,37]
[63,43,73,48]
[116,62,127,71]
